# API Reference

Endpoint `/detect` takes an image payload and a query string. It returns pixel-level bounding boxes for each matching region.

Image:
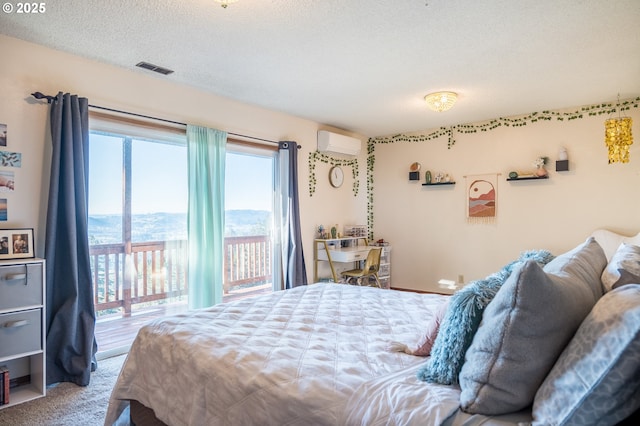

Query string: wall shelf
[506,176,548,181]
[422,182,456,186]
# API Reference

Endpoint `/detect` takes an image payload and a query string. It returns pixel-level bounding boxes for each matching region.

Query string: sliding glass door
[224,143,277,300]
[88,126,278,356]
[88,131,189,357]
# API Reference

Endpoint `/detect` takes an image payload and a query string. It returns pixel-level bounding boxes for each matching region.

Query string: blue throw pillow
[416,249,555,385]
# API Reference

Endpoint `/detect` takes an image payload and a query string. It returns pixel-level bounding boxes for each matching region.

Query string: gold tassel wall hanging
[604,95,634,164]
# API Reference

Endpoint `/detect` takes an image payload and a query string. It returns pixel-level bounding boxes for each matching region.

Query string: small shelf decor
[409,162,421,180]
[425,171,454,184]
[507,157,550,181]
[506,169,549,181]
[533,156,549,177]
[556,147,569,171]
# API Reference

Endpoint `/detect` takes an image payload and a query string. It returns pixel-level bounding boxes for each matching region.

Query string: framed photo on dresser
[0,228,34,259]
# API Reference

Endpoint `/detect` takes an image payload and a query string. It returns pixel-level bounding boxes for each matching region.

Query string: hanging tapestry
[466,173,499,224]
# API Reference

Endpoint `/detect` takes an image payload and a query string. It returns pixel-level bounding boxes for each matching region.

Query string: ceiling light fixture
[424,91,458,112]
[214,0,238,8]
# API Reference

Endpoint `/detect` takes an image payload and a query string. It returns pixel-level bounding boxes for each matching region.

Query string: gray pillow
[601,243,640,291]
[532,284,640,426]
[417,250,554,385]
[459,237,606,415]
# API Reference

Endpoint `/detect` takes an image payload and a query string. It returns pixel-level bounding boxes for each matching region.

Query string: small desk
[313,237,369,283]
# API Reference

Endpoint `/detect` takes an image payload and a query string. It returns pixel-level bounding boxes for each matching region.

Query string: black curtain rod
[31,91,285,146]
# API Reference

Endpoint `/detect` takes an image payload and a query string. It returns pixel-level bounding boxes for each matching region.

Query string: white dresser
[0,258,46,409]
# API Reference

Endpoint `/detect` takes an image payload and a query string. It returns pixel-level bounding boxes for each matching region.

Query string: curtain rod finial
[31,91,55,103]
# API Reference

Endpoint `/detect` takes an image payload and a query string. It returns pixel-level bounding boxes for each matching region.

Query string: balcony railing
[90,235,272,317]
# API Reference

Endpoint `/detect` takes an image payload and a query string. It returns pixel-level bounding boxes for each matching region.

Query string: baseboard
[97,344,131,361]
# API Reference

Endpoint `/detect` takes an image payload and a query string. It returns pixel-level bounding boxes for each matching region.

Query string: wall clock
[329,166,344,188]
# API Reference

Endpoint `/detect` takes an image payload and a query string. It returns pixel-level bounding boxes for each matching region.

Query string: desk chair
[341,247,382,288]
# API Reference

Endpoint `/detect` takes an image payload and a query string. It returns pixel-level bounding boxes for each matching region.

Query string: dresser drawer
[0,309,42,358]
[317,247,371,263]
[379,264,390,277]
[0,263,43,311]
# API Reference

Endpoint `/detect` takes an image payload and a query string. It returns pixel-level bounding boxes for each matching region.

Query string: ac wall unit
[317,130,361,156]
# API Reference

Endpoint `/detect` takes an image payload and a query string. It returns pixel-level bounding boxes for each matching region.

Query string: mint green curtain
[187,125,226,309]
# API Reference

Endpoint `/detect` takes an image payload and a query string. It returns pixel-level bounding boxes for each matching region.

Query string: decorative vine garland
[365,97,640,240]
[308,151,359,197]
[370,97,640,149]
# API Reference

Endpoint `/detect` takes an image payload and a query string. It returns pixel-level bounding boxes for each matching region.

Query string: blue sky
[88,133,273,215]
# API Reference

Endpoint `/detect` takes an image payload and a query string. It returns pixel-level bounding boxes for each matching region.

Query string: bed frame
[130,400,167,426]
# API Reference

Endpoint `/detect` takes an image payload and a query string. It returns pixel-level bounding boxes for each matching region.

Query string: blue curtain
[186,125,226,309]
[278,141,307,289]
[45,92,97,386]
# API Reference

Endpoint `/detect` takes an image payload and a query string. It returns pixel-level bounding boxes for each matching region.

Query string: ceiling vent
[135,61,174,75]
[317,130,361,156]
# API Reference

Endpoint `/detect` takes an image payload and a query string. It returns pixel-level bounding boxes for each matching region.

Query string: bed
[104,229,640,426]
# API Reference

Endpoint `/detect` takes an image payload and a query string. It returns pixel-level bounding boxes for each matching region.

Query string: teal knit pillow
[416,250,555,385]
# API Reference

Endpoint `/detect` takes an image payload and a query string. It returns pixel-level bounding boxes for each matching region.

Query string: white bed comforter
[104,284,460,426]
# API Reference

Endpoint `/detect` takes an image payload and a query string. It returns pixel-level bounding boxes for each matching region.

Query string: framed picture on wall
[0,123,6,147]
[0,228,34,259]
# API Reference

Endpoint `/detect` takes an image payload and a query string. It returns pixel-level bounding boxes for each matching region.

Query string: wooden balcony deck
[91,235,274,356]
[95,283,273,355]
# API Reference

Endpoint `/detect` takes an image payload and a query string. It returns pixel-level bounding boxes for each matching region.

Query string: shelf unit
[0,258,46,409]
[373,245,391,289]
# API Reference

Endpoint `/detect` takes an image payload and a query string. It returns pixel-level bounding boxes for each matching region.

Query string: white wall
[371,106,640,293]
[0,35,367,281]
[3,34,638,291]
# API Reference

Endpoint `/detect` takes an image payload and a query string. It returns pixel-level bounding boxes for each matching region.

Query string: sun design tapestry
[466,174,498,224]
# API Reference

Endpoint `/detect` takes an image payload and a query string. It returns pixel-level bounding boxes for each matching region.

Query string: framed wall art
[0,123,6,147]
[0,228,34,259]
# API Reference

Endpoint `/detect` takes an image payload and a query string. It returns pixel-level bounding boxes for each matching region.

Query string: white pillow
[601,243,640,292]
[591,229,640,261]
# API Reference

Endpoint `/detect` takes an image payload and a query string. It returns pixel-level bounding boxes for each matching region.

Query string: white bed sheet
[341,364,532,426]
[341,363,462,425]
[104,283,454,426]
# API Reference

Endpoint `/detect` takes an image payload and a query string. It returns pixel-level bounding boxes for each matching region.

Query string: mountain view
[88,209,272,244]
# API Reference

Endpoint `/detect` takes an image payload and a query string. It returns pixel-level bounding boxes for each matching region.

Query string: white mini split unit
[317,130,362,156]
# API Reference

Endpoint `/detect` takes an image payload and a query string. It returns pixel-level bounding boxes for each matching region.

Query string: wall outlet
[438,279,457,290]
[458,274,465,284]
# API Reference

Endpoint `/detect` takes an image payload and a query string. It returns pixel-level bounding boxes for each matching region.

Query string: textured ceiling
[1,0,639,137]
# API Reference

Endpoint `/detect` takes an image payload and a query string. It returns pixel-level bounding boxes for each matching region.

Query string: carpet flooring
[0,354,126,426]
